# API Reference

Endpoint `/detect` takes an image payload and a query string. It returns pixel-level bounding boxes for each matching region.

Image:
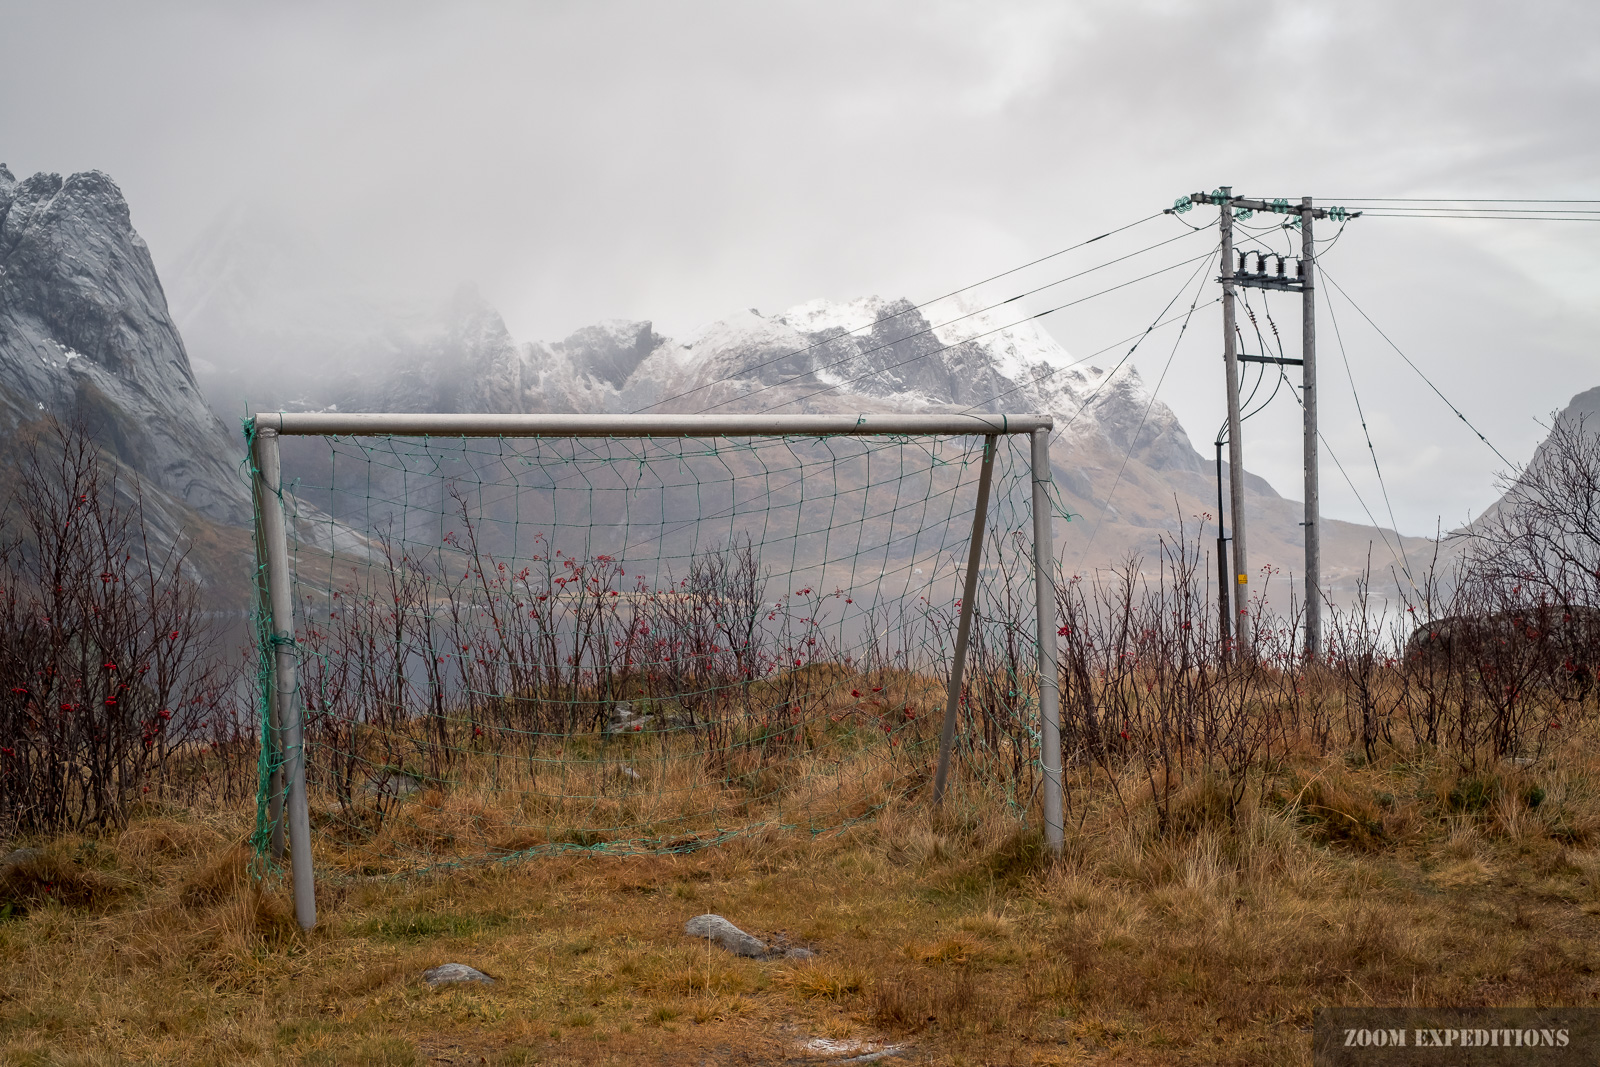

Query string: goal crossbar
[254,411,1054,438]
[247,411,1064,931]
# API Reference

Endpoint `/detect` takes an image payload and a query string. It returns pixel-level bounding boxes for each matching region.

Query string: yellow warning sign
[1236,574,1248,584]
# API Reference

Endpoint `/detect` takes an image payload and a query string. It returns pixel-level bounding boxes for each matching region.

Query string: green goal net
[247,416,1065,883]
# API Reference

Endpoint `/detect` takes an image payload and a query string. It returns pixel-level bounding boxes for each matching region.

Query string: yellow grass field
[6,710,1600,1067]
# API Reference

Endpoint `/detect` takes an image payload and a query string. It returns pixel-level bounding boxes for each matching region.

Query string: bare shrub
[0,420,242,834]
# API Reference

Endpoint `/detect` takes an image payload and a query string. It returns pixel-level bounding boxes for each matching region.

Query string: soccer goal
[248,412,1065,930]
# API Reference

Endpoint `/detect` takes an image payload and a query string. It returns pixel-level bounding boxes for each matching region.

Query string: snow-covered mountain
[174,229,1430,590]
[0,166,256,600]
[0,165,1438,607]
[1469,385,1600,533]
[0,165,249,525]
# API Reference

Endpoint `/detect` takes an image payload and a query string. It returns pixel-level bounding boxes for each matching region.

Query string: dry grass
[7,726,1600,1066]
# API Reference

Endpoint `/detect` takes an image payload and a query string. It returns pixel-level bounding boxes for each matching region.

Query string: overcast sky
[2,0,1596,536]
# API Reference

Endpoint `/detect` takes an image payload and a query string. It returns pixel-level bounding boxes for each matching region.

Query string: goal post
[249,411,1063,931]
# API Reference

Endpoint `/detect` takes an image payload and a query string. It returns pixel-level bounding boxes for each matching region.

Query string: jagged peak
[553,319,659,389]
[776,294,910,337]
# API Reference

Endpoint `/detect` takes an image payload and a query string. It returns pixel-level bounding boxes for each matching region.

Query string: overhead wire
[1018,239,1221,446]
[1322,281,1413,578]
[752,246,1220,415]
[1317,266,1514,469]
[1323,197,1600,203]
[1344,206,1600,214]
[1247,342,1414,583]
[639,211,1169,414]
[1072,247,1218,567]
[1235,295,1283,420]
[956,297,1220,415]
[1231,227,1416,577]
[692,229,1210,416]
[1354,213,1600,223]
[1328,198,1600,221]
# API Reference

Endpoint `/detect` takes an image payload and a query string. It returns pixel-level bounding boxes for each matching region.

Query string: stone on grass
[0,848,42,873]
[684,913,767,958]
[784,947,817,960]
[363,773,421,799]
[605,701,654,735]
[423,963,494,987]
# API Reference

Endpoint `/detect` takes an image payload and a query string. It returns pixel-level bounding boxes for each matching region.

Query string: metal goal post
[249,411,1064,931]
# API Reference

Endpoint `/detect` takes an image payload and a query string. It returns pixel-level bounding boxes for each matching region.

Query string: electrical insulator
[1293,259,1302,279]
[1238,251,1249,274]
[1275,256,1286,278]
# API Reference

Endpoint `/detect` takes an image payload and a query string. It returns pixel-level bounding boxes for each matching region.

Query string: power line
[1322,283,1412,579]
[956,298,1220,414]
[752,247,1221,415]
[1344,206,1600,215]
[1318,266,1514,469]
[1323,197,1600,204]
[696,229,1210,416]
[1073,252,1216,567]
[1354,213,1600,223]
[949,243,1219,438]
[1236,293,1285,420]
[1252,354,1413,582]
[634,211,1168,414]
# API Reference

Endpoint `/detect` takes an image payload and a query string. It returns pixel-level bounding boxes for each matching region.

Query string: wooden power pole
[1218,189,1251,657]
[1170,190,1358,661]
[1300,198,1322,658]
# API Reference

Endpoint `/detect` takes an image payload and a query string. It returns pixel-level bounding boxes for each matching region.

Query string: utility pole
[1218,188,1252,657]
[1214,438,1231,660]
[1169,190,1358,662]
[1300,198,1322,658]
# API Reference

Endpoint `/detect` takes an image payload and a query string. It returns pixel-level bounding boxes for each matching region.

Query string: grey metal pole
[252,427,317,931]
[1300,197,1322,659]
[1030,429,1064,852]
[258,411,1052,440]
[1214,439,1231,662]
[266,687,286,859]
[1219,188,1252,657]
[933,436,998,806]
[251,468,287,859]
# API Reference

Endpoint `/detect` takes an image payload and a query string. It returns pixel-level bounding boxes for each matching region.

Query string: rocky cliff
[176,243,1428,590]
[0,166,254,600]
[0,165,249,526]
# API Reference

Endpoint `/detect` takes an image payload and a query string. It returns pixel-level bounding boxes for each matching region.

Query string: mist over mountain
[171,209,1436,593]
[0,165,248,523]
[1469,386,1600,533]
[0,165,1446,605]
[0,166,257,601]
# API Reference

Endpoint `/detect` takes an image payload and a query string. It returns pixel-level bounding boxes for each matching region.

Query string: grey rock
[363,773,421,799]
[606,701,654,735]
[0,847,42,873]
[784,947,818,960]
[422,963,494,987]
[684,913,767,958]
[0,167,250,527]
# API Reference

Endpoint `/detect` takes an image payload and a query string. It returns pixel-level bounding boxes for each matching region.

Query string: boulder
[422,963,494,987]
[684,913,767,958]
[0,848,42,873]
[605,701,653,735]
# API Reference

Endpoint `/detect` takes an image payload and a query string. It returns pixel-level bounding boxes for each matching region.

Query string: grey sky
[2,0,1596,535]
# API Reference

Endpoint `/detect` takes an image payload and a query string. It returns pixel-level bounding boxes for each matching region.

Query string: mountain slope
[1471,386,1600,530]
[174,241,1431,592]
[0,165,249,526]
[0,165,254,601]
